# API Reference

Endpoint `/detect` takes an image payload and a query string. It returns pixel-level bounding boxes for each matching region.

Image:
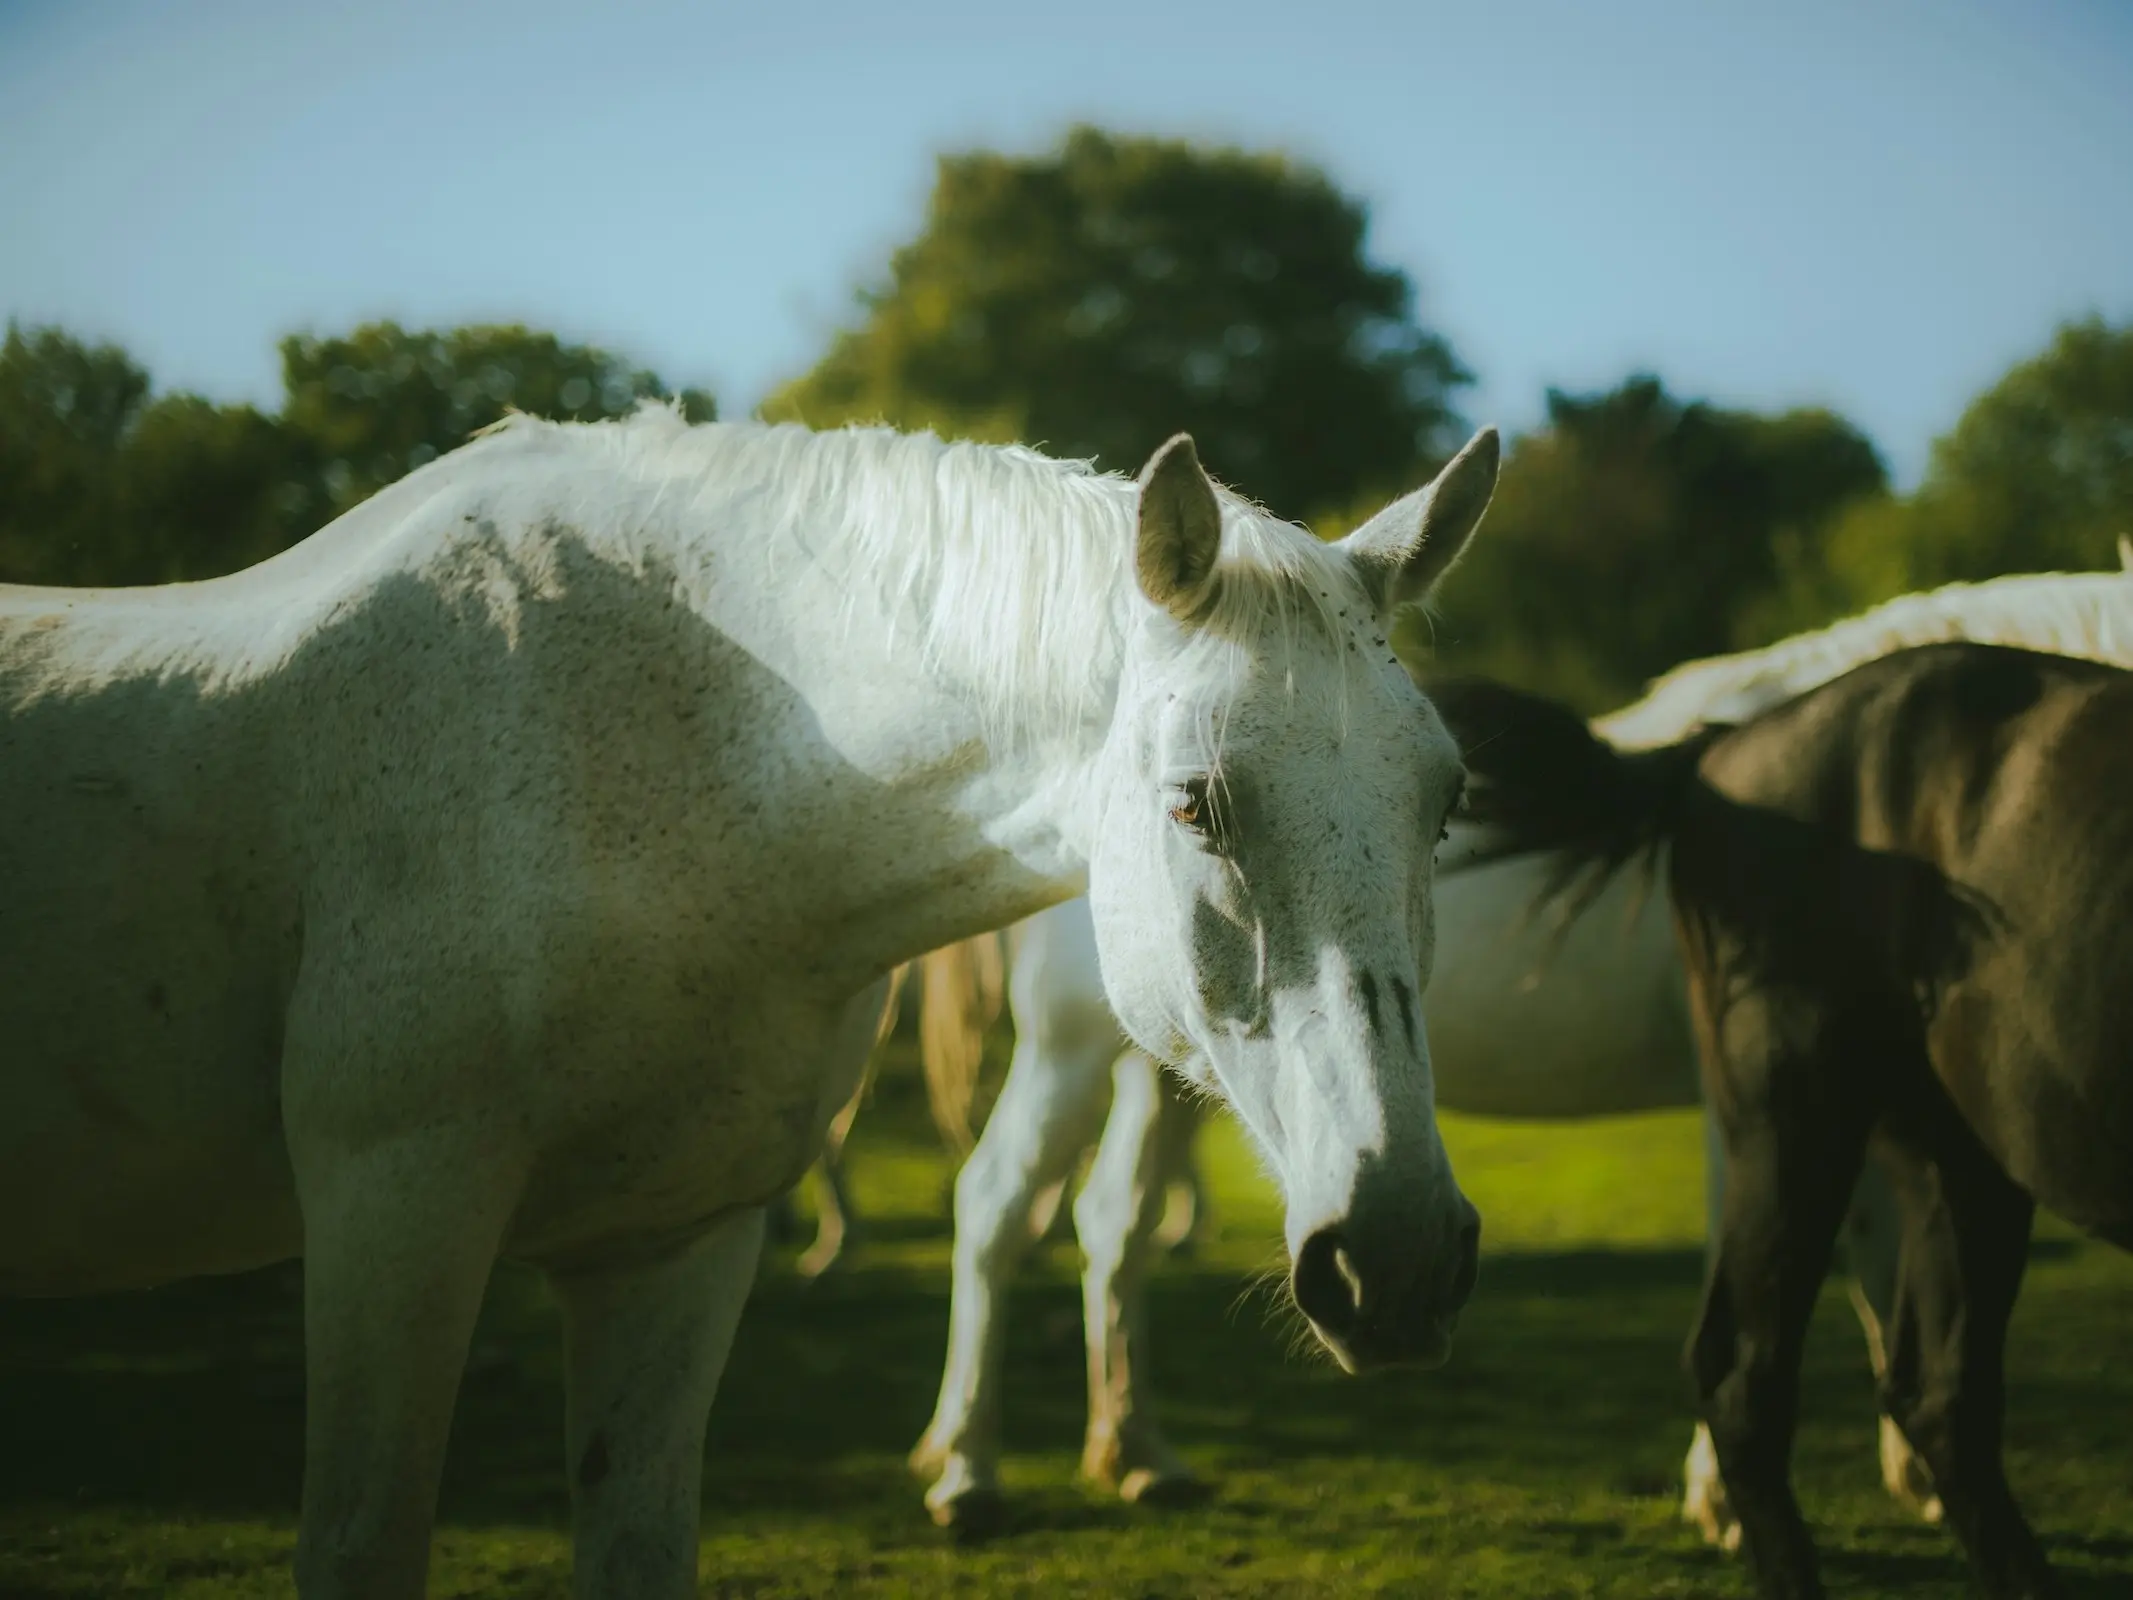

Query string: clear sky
[3,0,2128,486]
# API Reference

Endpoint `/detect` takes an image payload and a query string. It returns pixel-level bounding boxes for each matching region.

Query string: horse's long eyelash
[1170,770,1238,847]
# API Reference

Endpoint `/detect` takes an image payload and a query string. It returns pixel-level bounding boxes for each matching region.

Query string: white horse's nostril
[1292,1227,1362,1334]
[1333,1242,1369,1315]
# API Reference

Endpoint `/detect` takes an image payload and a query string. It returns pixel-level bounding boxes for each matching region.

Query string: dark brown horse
[1434,642,2133,1600]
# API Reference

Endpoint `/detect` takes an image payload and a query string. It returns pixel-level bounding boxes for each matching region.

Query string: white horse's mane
[475,407,1359,745]
[1596,563,2133,751]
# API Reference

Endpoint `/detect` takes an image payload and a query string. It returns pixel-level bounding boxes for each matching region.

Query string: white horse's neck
[15,409,1351,996]
[499,412,1145,974]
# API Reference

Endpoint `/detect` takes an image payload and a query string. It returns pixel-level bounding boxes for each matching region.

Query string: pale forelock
[1595,566,2133,751]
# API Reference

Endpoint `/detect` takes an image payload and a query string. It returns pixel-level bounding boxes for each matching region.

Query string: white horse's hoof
[933,1489,1007,1540]
[920,1451,1007,1538]
[1681,1423,1743,1552]
[927,1483,1008,1538]
[1118,1464,1210,1508]
[907,1434,948,1479]
[1879,1415,1944,1524]
[1084,1427,1207,1508]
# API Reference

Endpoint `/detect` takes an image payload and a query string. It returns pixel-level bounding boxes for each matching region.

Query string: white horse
[0,408,1504,1597]
[891,554,2133,1535]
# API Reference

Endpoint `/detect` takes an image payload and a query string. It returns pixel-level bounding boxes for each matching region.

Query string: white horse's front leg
[1842,1155,1943,1524]
[549,1207,766,1600]
[1074,1050,1204,1505]
[1682,1099,1738,1549]
[911,1032,1109,1532]
[293,1132,522,1599]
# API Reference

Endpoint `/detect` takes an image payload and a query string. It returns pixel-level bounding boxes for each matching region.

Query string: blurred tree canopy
[0,325,152,585]
[765,125,1470,521]
[0,319,713,587]
[283,322,715,522]
[1411,375,1887,713]
[5,139,2125,720]
[1810,316,2133,607]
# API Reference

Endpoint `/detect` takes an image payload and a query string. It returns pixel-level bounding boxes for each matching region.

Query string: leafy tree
[0,320,716,587]
[114,395,316,583]
[0,323,150,585]
[1417,376,1886,712]
[766,125,1469,521]
[280,321,716,520]
[1818,316,2133,603]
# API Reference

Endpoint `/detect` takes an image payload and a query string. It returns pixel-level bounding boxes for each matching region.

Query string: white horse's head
[1087,428,1498,1373]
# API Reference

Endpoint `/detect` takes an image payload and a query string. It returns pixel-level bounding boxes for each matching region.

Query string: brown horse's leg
[1684,990,1878,1600]
[1877,1120,2058,1600]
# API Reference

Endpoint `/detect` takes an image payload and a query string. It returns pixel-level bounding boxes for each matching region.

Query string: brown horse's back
[1703,644,2133,1245]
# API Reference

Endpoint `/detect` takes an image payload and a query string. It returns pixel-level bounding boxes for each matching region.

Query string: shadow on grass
[0,1248,1713,1518]
[2,1234,2129,1594]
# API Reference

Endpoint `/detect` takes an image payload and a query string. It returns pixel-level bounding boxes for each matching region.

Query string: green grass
[4,1067,2129,1598]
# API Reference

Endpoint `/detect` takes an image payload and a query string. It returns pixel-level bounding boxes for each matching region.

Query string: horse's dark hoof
[1120,1467,1212,1510]
[931,1486,1009,1543]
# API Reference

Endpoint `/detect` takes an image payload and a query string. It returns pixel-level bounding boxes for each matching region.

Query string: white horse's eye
[1169,776,1218,840]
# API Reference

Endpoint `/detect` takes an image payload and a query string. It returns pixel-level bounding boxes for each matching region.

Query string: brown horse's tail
[1428,675,1717,927]
[1432,672,1995,1015]
[917,931,1009,1156]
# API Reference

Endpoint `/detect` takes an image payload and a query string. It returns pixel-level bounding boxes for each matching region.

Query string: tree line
[0,322,715,590]
[6,126,2128,713]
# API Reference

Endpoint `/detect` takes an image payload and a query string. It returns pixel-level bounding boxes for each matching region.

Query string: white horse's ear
[2118,533,2132,572]
[1339,427,1500,614]
[1135,434,1223,622]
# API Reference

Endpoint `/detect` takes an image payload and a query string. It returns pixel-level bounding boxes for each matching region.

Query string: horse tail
[917,931,1008,1156]
[821,964,909,1151]
[1429,675,1719,931]
[874,962,909,1048]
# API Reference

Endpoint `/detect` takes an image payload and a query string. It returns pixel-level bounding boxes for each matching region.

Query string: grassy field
[3,1063,2129,1598]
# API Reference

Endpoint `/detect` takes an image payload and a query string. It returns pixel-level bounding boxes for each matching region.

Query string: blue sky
[3,0,2128,487]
